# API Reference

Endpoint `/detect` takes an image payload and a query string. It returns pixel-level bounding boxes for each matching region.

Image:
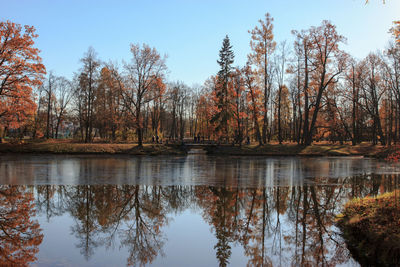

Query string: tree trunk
[302,48,309,146]
[46,83,52,139]
[351,66,357,146]
[278,85,282,144]
[136,105,143,147]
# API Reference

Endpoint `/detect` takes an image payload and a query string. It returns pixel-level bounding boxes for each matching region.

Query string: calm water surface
[1,154,400,266]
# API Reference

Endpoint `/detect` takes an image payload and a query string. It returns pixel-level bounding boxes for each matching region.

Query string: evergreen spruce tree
[212,35,234,142]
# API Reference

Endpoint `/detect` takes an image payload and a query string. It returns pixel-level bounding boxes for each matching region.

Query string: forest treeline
[1,17,400,146]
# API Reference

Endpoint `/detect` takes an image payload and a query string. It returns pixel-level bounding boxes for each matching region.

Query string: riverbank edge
[0,142,392,157]
[0,143,187,156]
[336,191,400,266]
[204,143,391,158]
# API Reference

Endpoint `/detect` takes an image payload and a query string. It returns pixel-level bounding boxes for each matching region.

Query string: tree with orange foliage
[386,42,400,144]
[287,49,304,144]
[249,13,276,144]
[95,65,126,141]
[391,21,400,43]
[273,84,291,142]
[343,58,363,145]
[360,53,387,145]
[230,68,246,145]
[320,83,350,143]
[0,21,46,141]
[243,64,263,145]
[149,76,166,139]
[275,41,288,144]
[293,21,347,145]
[196,87,214,140]
[123,44,167,147]
[308,21,347,145]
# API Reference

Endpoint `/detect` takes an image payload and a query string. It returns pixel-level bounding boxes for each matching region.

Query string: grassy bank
[336,191,400,266]
[205,143,390,158]
[0,141,393,157]
[0,140,186,155]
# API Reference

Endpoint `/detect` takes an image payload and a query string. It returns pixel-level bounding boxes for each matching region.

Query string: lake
[0,154,399,266]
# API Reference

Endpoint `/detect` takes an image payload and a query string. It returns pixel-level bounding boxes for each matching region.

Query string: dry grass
[0,140,391,157]
[207,142,388,157]
[336,190,400,266]
[0,140,185,155]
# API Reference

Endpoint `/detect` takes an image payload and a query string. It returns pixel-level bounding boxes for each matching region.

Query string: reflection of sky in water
[1,154,399,186]
[26,185,371,266]
[33,205,247,267]
[1,155,399,266]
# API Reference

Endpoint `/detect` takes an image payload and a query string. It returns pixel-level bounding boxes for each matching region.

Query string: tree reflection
[116,185,167,266]
[35,185,66,221]
[0,185,43,266]
[194,180,379,266]
[68,185,100,260]
[23,172,400,266]
[195,187,239,266]
[37,185,169,266]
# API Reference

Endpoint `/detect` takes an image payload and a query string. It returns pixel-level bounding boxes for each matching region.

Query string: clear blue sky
[1,0,399,86]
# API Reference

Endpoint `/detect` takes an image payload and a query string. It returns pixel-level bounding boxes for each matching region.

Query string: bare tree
[53,77,73,138]
[75,47,100,143]
[42,72,56,139]
[360,53,386,145]
[293,21,347,145]
[275,41,288,144]
[122,44,167,147]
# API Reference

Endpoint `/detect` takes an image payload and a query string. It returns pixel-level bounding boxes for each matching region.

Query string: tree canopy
[0,21,45,130]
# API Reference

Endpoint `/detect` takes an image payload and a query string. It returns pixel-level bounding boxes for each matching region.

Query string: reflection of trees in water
[117,185,166,266]
[35,185,66,221]
[68,185,100,260]
[64,185,171,266]
[34,185,194,266]
[238,183,352,266]
[28,173,400,266]
[194,174,400,266]
[0,185,43,266]
[196,187,239,267]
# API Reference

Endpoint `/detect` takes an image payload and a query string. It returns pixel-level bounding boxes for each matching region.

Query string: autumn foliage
[0,21,45,130]
[391,21,400,43]
[0,186,43,266]
[1,15,400,147]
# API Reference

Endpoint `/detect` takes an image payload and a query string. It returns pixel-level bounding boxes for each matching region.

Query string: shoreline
[0,142,187,156]
[204,143,390,158]
[336,190,400,266]
[0,141,392,158]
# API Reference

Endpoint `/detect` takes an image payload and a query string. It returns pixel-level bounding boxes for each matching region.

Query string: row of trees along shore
[1,17,400,146]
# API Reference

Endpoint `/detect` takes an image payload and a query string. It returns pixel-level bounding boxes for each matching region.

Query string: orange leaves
[248,13,276,66]
[0,186,43,266]
[391,21,400,43]
[148,76,166,101]
[385,145,400,162]
[0,20,46,129]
